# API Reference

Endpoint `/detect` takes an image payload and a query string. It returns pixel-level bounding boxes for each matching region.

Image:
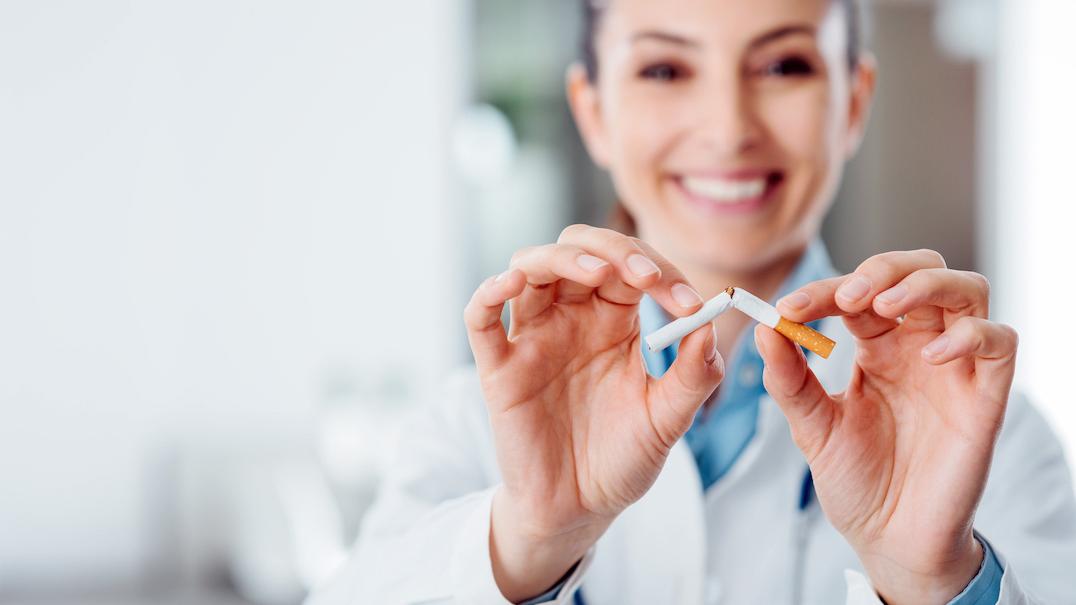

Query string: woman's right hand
[464,225,725,601]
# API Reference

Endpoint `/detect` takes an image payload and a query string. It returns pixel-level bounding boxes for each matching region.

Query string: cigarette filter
[644,290,732,352]
[730,287,835,359]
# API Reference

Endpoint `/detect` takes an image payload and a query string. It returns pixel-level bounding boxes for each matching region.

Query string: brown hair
[580,0,865,82]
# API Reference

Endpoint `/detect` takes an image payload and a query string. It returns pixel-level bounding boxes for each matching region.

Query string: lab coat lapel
[584,316,851,605]
[585,439,707,605]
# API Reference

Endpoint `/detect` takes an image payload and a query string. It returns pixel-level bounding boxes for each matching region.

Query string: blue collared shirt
[639,239,835,489]
[522,240,1001,605]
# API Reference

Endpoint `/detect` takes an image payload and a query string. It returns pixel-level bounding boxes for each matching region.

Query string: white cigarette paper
[729,288,781,328]
[644,291,732,352]
[644,286,837,359]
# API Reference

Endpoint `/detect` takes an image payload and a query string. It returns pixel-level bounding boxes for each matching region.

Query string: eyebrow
[629,23,817,51]
[630,30,701,48]
[748,24,817,49]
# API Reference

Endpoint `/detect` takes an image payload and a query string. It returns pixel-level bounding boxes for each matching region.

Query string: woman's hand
[756,249,1018,605]
[464,225,724,602]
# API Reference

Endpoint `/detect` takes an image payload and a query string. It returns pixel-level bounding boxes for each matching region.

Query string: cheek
[758,85,837,167]
[606,91,688,191]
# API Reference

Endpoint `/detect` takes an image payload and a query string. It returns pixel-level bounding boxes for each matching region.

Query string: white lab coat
[306,317,1076,605]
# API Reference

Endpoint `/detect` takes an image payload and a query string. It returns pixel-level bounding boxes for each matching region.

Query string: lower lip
[673,174,783,216]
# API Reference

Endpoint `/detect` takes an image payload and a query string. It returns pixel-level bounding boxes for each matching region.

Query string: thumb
[648,323,724,447]
[755,325,836,460]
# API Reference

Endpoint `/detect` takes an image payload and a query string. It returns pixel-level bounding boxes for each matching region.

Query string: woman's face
[569,0,875,275]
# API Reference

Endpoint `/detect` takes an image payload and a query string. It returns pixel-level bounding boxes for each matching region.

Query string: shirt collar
[639,239,838,377]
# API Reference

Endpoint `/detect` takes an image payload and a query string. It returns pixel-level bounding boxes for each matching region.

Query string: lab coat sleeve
[842,392,1075,605]
[303,368,594,605]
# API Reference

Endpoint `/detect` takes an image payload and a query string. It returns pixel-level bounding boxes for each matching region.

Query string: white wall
[0,0,466,593]
[992,0,1076,471]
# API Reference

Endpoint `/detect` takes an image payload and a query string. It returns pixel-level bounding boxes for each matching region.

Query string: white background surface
[993,0,1076,467]
[0,0,466,593]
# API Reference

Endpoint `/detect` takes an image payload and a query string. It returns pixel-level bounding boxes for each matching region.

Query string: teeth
[682,176,767,203]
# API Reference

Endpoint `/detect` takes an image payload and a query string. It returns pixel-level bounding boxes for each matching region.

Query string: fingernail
[837,275,871,303]
[576,254,608,272]
[779,291,811,311]
[671,283,703,307]
[627,254,660,277]
[493,271,509,283]
[922,335,950,359]
[877,284,907,305]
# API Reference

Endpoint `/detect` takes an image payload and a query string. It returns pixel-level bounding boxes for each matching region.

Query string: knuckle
[508,246,533,267]
[598,227,631,250]
[558,223,589,242]
[625,236,653,258]
[966,271,991,298]
[916,248,947,268]
[858,253,895,278]
[462,299,480,326]
[1000,323,1020,348]
[509,245,552,268]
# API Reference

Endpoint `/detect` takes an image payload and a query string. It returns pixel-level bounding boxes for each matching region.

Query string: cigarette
[644,290,732,352]
[642,286,836,359]
[729,287,835,359]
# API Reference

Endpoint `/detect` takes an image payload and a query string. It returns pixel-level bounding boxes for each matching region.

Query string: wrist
[859,533,983,605]
[496,483,616,541]
[490,487,610,603]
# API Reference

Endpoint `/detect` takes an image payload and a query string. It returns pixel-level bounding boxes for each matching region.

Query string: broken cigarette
[644,290,732,353]
[729,287,835,359]
[644,286,836,359]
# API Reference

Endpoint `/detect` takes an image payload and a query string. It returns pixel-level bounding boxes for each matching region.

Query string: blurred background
[0,0,1072,603]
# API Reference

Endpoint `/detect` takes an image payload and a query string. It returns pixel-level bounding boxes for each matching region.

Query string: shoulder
[994,390,1069,464]
[981,389,1076,518]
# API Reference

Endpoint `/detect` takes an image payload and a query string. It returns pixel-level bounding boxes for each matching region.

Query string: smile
[675,172,784,214]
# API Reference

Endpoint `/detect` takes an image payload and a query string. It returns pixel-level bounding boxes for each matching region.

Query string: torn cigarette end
[774,317,836,359]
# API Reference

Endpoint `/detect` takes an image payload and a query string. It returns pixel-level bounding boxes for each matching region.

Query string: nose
[691,73,763,157]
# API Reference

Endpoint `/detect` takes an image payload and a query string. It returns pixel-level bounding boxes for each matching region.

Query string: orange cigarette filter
[726,286,836,359]
[774,317,836,359]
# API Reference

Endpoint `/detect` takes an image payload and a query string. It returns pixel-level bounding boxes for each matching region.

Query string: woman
[308,0,1076,603]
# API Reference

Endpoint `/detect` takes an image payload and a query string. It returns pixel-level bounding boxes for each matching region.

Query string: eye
[639,63,684,82]
[761,56,815,77]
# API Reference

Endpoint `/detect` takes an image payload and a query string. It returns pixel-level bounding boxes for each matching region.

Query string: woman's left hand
[755,249,1018,605]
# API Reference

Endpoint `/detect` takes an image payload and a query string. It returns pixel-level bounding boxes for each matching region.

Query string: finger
[922,316,1018,365]
[508,243,613,319]
[922,317,1018,399]
[833,249,947,314]
[872,269,990,330]
[558,224,704,314]
[464,269,527,369]
[557,224,659,305]
[755,324,837,460]
[648,323,724,448]
[776,276,899,340]
[634,239,706,315]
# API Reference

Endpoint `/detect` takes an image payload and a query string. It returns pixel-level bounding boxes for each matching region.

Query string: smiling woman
[569,0,873,299]
[305,1,1076,604]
